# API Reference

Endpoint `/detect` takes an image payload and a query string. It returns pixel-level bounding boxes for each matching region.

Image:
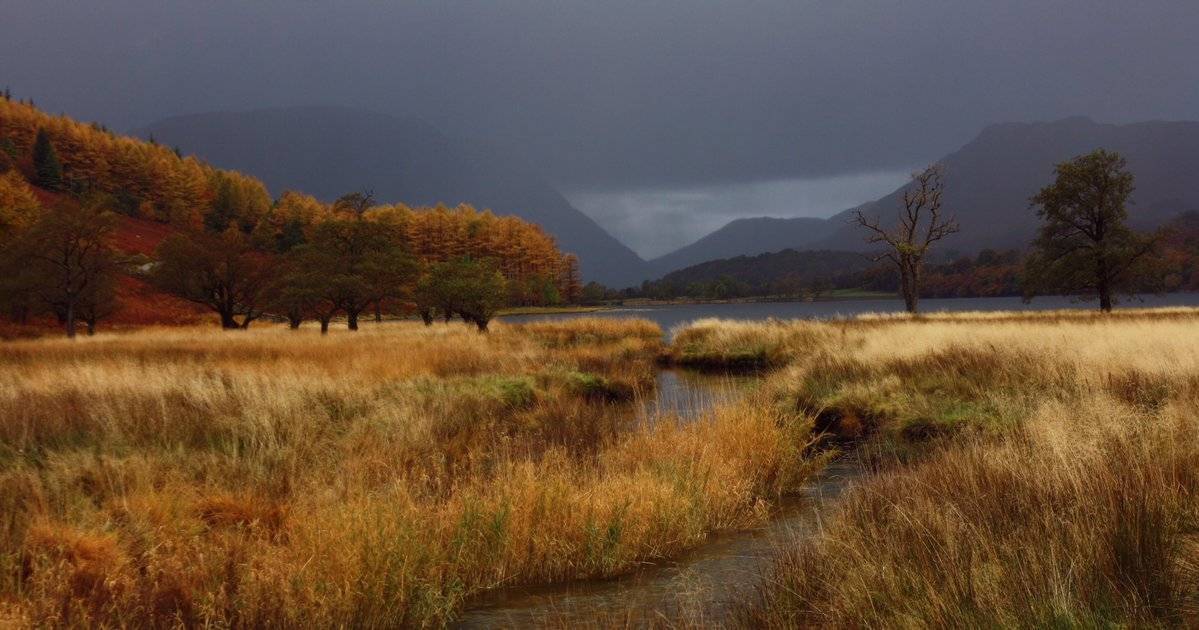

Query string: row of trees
[150,204,514,334]
[0,172,562,337]
[856,149,1160,313]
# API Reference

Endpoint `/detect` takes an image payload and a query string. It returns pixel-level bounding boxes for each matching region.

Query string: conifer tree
[32,128,64,191]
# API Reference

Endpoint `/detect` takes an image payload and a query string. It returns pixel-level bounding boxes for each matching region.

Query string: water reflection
[454,457,865,628]
[454,369,860,628]
[638,368,757,424]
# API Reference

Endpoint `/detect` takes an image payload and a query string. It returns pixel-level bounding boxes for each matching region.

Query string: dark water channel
[453,369,866,628]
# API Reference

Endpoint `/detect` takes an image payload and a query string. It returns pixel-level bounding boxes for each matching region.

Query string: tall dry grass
[669,308,1199,627]
[0,318,820,627]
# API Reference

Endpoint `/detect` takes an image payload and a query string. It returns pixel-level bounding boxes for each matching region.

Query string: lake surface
[502,294,1199,337]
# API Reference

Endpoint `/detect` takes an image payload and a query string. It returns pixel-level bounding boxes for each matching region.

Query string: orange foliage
[0,98,271,228]
[370,202,578,305]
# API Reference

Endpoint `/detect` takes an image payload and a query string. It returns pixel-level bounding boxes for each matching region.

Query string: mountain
[652,117,1199,273]
[646,216,834,277]
[137,107,649,287]
[641,249,876,299]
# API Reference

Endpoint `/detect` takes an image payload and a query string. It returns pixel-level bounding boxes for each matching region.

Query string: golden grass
[668,307,1199,627]
[0,318,819,627]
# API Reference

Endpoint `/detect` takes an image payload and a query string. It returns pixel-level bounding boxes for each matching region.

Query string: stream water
[453,369,867,628]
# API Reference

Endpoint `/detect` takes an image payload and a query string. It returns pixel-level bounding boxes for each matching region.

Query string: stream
[453,369,867,628]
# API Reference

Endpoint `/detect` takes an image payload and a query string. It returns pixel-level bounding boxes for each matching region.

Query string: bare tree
[853,164,958,313]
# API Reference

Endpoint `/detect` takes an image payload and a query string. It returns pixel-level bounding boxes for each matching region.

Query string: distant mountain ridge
[651,117,1199,274]
[137,106,650,287]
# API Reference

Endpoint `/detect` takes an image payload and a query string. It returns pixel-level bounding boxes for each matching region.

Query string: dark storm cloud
[4,0,1199,191]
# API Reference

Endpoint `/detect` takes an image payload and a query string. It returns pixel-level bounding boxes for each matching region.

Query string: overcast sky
[5,1,1199,255]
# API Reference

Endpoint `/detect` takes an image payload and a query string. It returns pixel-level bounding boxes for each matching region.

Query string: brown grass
[674,308,1199,627]
[0,318,819,627]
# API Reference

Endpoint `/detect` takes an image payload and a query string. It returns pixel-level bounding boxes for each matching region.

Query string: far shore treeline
[0,95,582,337]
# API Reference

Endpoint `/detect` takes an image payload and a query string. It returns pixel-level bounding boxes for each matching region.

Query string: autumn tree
[0,139,15,173]
[268,247,341,332]
[456,259,509,332]
[152,228,272,329]
[416,258,508,332]
[1023,149,1158,311]
[76,272,120,335]
[559,254,582,303]
[333,190,375,216]
[16,196,123,337]
[0,172,44,322]
[306,205,416,330]
[580,281,611,305]
[32,128,64,191]
[854,164,959,313]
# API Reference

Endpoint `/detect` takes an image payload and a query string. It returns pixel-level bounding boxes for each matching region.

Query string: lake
[501,294,1199,336]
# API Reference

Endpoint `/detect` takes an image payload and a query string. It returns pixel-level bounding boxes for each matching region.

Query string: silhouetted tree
[854,164,958,313]
[1023,149,1158,311]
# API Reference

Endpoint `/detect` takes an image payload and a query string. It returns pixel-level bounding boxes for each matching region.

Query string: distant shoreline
[596,290,899,308]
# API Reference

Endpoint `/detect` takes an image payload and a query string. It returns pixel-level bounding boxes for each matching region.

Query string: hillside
[651,117,1199,274]
[138,107,649,287]
[639,249,877,299]
[646,216,833,277]
[0,97,582,335]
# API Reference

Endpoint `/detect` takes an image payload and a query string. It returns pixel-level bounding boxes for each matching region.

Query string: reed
[0,318,819,627]
[679,308,1199,627]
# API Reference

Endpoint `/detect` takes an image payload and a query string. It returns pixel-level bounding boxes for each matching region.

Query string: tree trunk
[347,309,359,331]
[1097,257,1113,312]
[374,300,383,323]
[64,302,76,339]
[419,308,433,326]
[442,310,453,324]
[475,318,490,333]
[899,258,919,314]
[320,317,330,335]
[288,317,302,329]
[219,310,239,329]
[86,317,96,336]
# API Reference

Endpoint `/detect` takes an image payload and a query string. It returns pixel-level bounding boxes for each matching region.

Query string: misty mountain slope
[646,216,833,277]
[137,107,649,287]
[652,117,1199,274]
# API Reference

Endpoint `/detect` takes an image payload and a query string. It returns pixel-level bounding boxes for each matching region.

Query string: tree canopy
[1023,149,1159,311]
